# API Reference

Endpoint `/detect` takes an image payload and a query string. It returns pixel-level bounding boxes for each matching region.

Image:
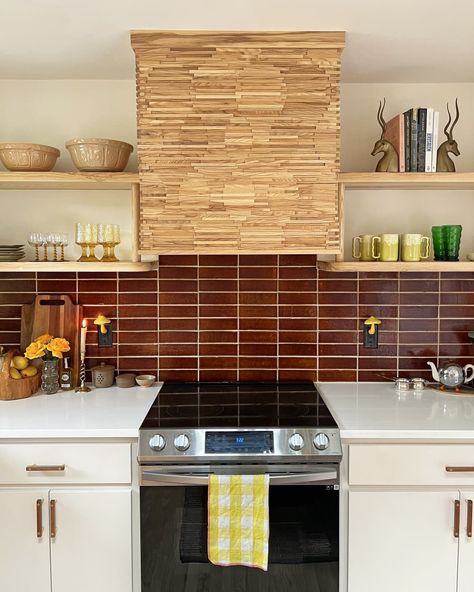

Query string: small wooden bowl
[65,138,133,172]
[0,143,60,171]
[0,350,41,401]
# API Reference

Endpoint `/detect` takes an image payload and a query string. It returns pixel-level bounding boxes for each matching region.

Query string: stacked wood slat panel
[131,31,345,254]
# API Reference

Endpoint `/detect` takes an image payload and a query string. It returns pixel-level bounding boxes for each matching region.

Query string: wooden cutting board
[21,295,82,386]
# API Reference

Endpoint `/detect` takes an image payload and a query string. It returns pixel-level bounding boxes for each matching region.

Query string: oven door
[140,465,339,592]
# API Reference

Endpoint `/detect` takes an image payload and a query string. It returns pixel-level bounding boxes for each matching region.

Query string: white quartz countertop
[317,382,474,441]
[0,384,162,439]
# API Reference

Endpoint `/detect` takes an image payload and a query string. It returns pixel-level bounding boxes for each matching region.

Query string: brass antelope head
[371,98,398,172]
[436,99,460,172]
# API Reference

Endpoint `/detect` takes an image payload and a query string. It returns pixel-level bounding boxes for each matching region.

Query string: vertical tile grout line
[116,271,120,374]
[396,271,401,378]
[436,271,441,364]
[315,258,318,383]
[156,258,160,381]
[197,255,200,382]
[276,255,280,381]
[236,254,240,382]
[356,270,359,382]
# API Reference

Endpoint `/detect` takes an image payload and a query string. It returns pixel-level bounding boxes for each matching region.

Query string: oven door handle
[142,468,338,486]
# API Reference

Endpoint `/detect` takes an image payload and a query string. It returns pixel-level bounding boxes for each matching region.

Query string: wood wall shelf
[0,172,139,190]
[339,172,474,189]
[318,261,474,272]
[0,261,156,273]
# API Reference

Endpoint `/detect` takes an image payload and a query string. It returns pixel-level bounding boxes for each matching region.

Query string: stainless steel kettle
[427,361,474,388]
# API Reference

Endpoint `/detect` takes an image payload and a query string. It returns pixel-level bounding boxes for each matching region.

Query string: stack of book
[384,108,440,172]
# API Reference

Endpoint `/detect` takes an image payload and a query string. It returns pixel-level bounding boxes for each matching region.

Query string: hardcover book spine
[398,114,405,172]
[410,108,418,172]
[425,108,434,172]
[417,108,427,172]
[403,110,411,172]
[432,111,439,172]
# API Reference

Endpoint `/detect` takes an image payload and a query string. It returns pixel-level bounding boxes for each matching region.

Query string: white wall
[0,79,472,260]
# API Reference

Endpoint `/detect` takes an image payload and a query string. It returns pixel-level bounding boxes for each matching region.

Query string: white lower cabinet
[0,486,132,592]
[457,491,474,592]
[348,490,459,592]
[50,488,132,592]
[0,489,51,592]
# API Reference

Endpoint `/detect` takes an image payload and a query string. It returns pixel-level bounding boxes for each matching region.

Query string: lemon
[21,366,38,378]
[9,367,22,380]
[12,356,29,370]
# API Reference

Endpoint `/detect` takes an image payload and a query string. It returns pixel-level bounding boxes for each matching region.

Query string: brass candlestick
[75,357,91,393]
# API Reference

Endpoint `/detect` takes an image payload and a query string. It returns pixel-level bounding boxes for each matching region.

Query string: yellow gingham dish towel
[208,474,270,571]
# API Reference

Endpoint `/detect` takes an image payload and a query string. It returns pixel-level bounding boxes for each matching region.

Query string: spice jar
[91,363,115,388]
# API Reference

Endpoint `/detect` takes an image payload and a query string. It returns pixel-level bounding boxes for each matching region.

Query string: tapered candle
[80,319,87,357]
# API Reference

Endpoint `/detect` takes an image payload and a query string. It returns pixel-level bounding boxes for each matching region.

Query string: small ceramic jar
[91,363,115,388]
[116,373,136,388]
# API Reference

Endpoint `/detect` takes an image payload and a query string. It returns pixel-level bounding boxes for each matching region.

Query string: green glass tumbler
[443,225,462,261]
[431,226,446,261]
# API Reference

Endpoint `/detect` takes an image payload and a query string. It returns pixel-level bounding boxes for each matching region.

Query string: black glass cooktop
[141,382,337,429]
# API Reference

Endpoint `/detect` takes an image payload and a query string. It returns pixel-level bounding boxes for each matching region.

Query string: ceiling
[2,0,474,82]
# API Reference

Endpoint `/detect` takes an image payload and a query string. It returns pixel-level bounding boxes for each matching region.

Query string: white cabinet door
[0,489,51,592]
[458,491,474,592]
[50,488,132,592]
[348,490,459,592]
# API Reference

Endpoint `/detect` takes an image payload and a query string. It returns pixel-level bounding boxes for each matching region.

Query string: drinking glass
[59,233,68,262]
[39,233,48,261]
[431,226,446,261]
[46,233,60,262]
[87,224,99,262]
[28,232,42,262]
[443,225,462,261]
[75,223,89,262]
[98,224,119,262]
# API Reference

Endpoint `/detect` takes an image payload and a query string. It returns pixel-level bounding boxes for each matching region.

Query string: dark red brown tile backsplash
[0,258,473,382]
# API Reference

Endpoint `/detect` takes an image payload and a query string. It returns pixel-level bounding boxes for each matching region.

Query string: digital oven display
[205,431,274,454]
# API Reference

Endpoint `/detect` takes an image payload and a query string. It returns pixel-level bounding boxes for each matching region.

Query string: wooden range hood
[131,30,345,254]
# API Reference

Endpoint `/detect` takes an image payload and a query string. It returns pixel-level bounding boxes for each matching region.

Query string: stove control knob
[174,434,190,452]
[149,434,166,452]
[288,433,305,451]
[313,433,330,451]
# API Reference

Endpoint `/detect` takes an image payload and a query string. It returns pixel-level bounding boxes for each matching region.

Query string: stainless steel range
[138,382,342,592]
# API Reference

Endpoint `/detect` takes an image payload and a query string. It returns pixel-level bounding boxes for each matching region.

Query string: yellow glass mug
[352,235,377,261]
[371,234,399,262]
[400,234,431,262]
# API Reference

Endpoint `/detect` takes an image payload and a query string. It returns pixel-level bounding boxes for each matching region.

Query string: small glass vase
[41,359,60,395]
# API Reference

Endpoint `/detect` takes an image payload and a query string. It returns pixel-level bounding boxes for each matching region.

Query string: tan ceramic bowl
[0,143,60,171]
[65,138,133,172]
[135,374,156,388]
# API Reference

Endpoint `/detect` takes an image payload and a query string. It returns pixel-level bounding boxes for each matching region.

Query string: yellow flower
[46,337,70,359]
[25,341,46,360]
[34,333,53,345]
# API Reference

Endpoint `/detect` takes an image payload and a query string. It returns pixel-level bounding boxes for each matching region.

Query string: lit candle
[80,319,87,358]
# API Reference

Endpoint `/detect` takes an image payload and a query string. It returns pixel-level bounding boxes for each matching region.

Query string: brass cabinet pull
[467,500,473,538]
[26,464,65,472]
[446,466,474,473]
[36,499,43,538]
[49,500,57,539]
[454,500,460,538]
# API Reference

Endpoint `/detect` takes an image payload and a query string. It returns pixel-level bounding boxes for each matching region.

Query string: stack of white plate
[0,245,25,261]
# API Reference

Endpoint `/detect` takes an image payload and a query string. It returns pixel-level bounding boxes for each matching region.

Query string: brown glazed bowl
[65,138,133,172]
[0,143,60,171]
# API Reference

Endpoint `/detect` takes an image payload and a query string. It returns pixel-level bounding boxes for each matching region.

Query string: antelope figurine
[371,99,399,172]
[436,99,460,172]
